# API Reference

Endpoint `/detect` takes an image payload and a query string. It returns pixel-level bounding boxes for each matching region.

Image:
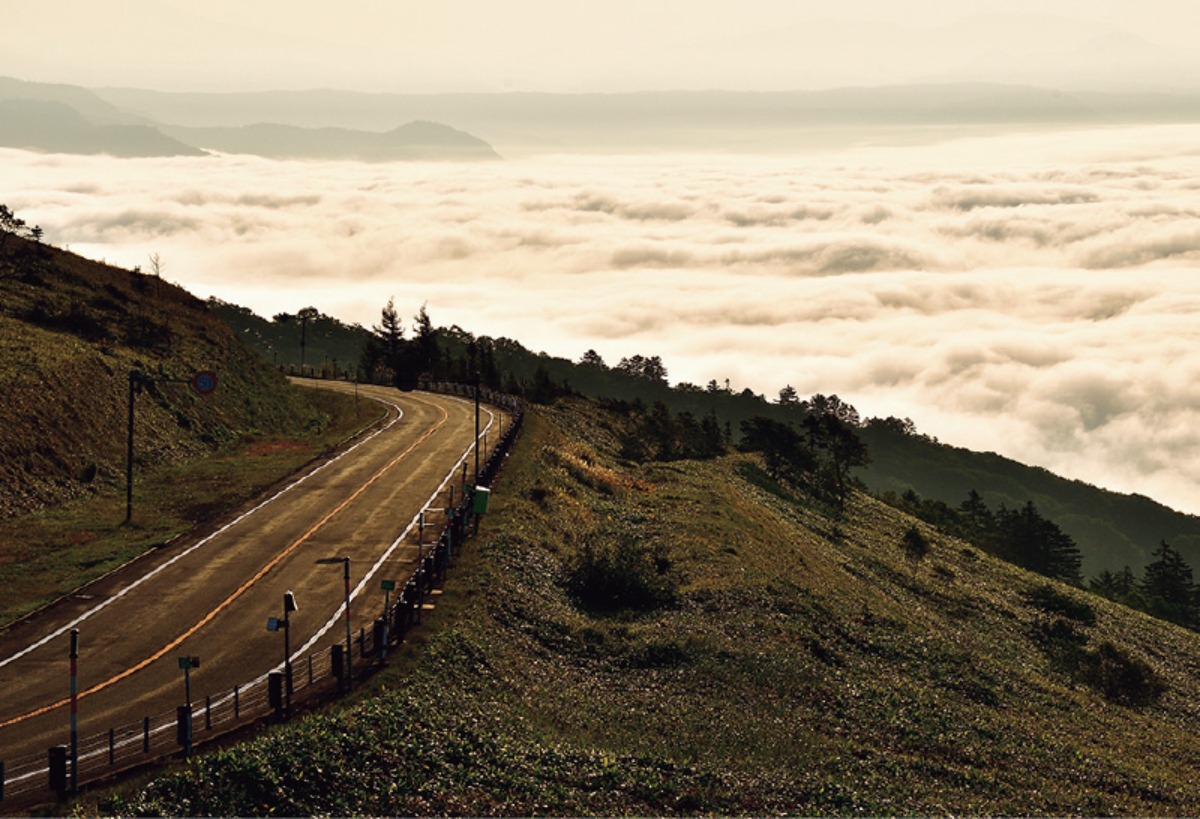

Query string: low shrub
[565,536,678,613]
[1026,583,1096,625]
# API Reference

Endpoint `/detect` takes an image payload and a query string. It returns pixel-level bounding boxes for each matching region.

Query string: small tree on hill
[803,412,869,507]
[739,416,815,484]
[0,204,27,251]
[412,303,440,380]
[616,354,668,383]
[804,393,861,426]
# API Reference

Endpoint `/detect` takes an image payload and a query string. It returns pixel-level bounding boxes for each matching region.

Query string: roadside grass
[0,388,374,627]
[92,397,1200,816]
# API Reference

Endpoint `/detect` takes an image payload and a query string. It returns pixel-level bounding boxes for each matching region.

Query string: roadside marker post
[266,592,297,718]
[380,579,396,661]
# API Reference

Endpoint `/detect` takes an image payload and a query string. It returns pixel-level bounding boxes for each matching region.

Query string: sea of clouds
[6,123,1200,513]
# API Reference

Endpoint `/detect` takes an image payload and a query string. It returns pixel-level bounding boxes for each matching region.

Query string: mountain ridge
[0,76,500,160]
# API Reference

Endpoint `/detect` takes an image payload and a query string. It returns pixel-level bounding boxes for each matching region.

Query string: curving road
[0,383,498,786]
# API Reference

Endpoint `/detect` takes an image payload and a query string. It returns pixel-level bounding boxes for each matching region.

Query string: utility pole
[69,629,79,794]
[474,369,481,485]
[124,371,142,523]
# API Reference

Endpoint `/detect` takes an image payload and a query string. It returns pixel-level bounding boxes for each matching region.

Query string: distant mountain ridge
[0,98,205,157]
[0,76,500,160]
[94,82,1200,152]
[6,75,1199,156]
[161,119,499,161]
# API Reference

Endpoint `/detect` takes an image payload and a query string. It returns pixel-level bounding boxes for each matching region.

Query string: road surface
[0,383,499,793]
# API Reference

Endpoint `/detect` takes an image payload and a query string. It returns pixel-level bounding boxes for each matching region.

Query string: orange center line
[1,395,452,729]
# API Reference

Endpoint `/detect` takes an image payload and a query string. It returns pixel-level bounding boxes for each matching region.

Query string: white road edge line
[7,395,501,787]
[0,392,405,669]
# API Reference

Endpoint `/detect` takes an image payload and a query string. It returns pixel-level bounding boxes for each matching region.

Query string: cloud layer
[7,123,1200,514]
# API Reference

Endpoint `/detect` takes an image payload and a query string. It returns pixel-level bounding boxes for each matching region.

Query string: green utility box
[472,486,491,514]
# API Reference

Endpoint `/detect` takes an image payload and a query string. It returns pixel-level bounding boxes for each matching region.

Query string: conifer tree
[1141,540,1196,627]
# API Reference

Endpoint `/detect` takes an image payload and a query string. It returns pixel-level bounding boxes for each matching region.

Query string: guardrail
[0,386,524,811]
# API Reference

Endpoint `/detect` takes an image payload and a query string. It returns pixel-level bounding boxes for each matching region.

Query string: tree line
[736,395,870,508]
[890,485,1200,629]
[0,204,44,252]
[886,487,1083,585]
[1090,540,1200,631]
[262,299,1200,635]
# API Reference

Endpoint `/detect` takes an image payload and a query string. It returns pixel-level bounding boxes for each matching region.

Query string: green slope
[215,301,1200,579]
[97,397,1200,816]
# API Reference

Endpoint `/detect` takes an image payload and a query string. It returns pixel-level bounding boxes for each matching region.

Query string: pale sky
[3,0,1199,93]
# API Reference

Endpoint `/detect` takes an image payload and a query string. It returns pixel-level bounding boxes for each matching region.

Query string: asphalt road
[0,383,496,781]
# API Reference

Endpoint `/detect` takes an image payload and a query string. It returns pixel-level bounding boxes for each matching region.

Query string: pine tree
[412,304,439,379]
[994,501,1082,585]
[959,489,994,538]
[1141,540,1196,627]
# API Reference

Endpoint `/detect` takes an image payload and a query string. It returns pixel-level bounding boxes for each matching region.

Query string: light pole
[177,655,200,757]
[317,556,352,690]
[69,629,78,793]
[269,591,298,715]
[282,590,296,710]
[474,370,481,484]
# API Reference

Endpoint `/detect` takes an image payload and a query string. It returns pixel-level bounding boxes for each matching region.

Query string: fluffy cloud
[6,123,1200,514]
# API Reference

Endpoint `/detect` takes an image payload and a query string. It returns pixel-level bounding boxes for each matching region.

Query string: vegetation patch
[1025,582,1097,625]
[89,398,1200,816]
[565,535,679,613]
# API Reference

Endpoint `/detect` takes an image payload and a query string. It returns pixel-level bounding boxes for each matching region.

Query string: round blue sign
[192,370,217,395]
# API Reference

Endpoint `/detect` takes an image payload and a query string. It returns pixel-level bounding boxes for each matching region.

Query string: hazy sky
[4,1,1200,93]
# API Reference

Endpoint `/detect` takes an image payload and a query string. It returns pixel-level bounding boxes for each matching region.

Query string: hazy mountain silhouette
[162,120,500,161]
[94,82,1200,153]
[0,76,149,125]
[0,76,500,160]
[0,99,205,157]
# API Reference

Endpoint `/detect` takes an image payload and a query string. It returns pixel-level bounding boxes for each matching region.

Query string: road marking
[0,394,402,671]
[3,395,499,789]
[0,393,452,729]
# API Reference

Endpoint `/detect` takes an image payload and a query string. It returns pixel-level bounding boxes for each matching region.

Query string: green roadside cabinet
[472,486,491,514]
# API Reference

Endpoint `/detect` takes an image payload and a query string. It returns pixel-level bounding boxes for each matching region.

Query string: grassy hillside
[98,397,1200,816]
[215,301,1200,579]
[0,233,365,624]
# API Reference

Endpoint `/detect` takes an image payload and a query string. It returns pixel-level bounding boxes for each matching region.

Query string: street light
[69,629,79,793]
[317,556,352,690]
[474,369,481,484]
[177,655,200,756]
[267,591,298,715]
